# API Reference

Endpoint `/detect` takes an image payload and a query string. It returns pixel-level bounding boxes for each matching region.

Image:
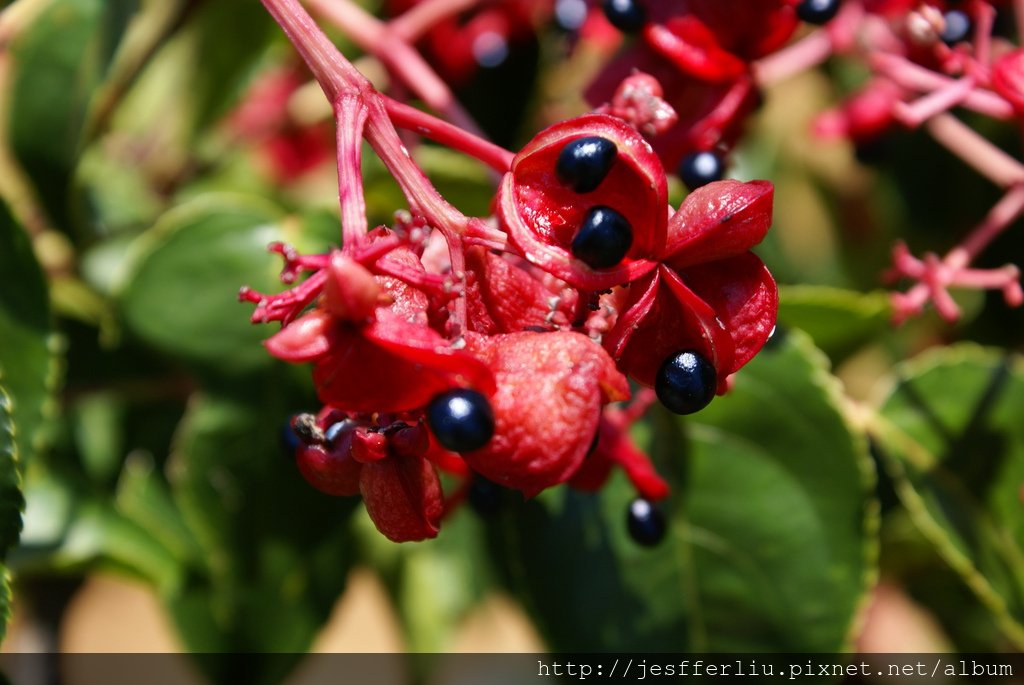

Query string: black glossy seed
[603,0,645,32]
[324,419,356,448]
[556,136,618,193]
[655,350,716,415]
[796,0,842,25]
[427,388,495,453]
[571,206,633,269]
[941,10,971,45]
[678,151,724,191]
[626,498,666,546]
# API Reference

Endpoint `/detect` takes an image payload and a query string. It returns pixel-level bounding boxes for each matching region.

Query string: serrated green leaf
[0,565,11,645]
[0,384,21,644]
[489,331,876,652]
[118,194,291,375]
[0,200,54,468]
[872,344,1024,648]
[0,387,23,562]
[777,285,891,358]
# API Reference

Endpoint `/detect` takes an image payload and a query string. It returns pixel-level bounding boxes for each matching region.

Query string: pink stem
[753,30,834,86]
[384,97,514,172]
[956,183,1024,261]
[892,76,976,127]
[336,94,371,249]
[926,113,1024,187]
[259,0,367,102]
[261,0,480,240]
[305,0,484,136]
[871,53,1013,119]
[970,1,995,70]
[390,0,480,42]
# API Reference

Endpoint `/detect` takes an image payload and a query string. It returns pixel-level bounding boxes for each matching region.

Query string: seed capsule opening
[556,136,618,193]
[571,205,634,269]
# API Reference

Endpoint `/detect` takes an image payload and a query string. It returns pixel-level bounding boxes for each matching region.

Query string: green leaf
[394,509,493,652]
[0,385,23,643]
[0,200,55,467]
[116,451,204,567]
[186,0,277,137]
[489,330,877,652]
[165,378,358,679]
[13,472,181,592]
[6,0,136,231]
[872,344,1024,648]
[777,285,891,358]
[119,194,295,375]
[0,386,24,563]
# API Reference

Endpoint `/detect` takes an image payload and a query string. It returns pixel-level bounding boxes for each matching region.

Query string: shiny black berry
[655,350,716,415]
[427,388,495,452]
[796,0,841,25]
[556,136,618,193]
[941,10,971,45]
[324,419,356,447]
[571,206,633,269]
[626,498,666,546]
[603,0,645,32]
[678,151,724,191]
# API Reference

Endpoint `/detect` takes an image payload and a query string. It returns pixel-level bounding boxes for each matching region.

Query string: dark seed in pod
[427,388,495,453]
[571,206,633,269]
[556,136,618,193]
[678,150,725,191]
[603,0,646,33]
[796,0,842,25]
[626,498,666,546]
[940,10,971,45]
[655,350,716,415]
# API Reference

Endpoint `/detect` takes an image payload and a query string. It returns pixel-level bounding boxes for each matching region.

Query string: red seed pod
[497,113,666,289]
[360,454,444,542]
[993,48,1024,116]
[605,180,777,392]
[461,331,630,497]
[295,441,362,497]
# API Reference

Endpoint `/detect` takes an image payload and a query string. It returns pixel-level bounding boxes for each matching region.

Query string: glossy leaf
[873,344,1024,647]
[488,330,876,651]
[0,201,54,468]
[777,285,892,358]
[119,194,291,375]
